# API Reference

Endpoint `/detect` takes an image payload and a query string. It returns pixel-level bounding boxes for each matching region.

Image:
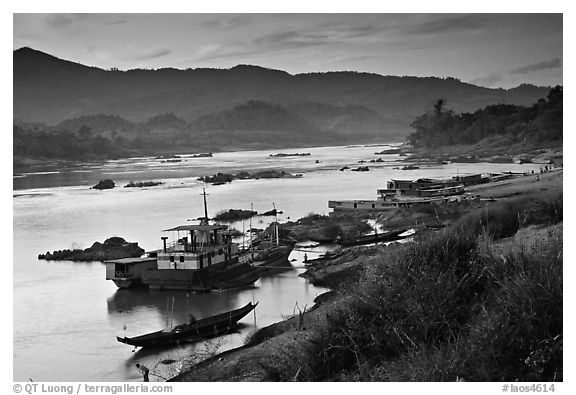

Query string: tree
[407,87,563,148]
[433,98,448,115]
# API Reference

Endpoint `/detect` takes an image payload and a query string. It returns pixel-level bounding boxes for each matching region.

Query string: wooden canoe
[117,302,257,348]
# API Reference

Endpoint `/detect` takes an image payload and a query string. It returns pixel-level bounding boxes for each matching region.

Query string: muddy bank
[280,212,373,243]
[299,245,394,288]
[403,140,562,165]
[170,295,336,382]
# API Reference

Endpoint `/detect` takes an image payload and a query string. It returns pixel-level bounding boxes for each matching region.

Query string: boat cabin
[104,257,157,288]
[157,224,239,270]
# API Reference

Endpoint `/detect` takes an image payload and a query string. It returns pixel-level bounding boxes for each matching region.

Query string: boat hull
[117,302,258,348]
[252,245,293,268]
[141,261,260,291]
[112,278,136,289]
[338,229,410,247]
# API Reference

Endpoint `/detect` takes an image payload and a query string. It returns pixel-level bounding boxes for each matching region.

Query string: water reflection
[124,323,248,363]
[107,288,243,327]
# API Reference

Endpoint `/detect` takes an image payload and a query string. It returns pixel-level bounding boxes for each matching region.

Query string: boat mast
[201,188,209,225]
[249,202,254,258]
[273,202,279,246]
[242,219,246,251]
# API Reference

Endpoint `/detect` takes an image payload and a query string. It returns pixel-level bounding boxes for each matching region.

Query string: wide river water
[13,144,543,382]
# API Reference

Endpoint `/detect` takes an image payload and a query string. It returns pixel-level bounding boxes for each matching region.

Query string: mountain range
[14,47,552,148]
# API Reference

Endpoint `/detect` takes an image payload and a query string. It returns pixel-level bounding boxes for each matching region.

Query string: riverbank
[401,139,562,165]
[170,168,563,382]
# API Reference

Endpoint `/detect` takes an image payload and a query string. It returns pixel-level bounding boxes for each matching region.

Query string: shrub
[453,192,562,240]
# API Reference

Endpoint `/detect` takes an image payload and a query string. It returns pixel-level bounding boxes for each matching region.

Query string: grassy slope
[171,170,563,382]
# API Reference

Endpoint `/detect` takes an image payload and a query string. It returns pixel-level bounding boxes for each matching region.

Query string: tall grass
[293,193,562,381]
[453,191,562,239]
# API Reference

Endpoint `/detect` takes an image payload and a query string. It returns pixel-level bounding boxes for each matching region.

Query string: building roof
[163,224,228,232]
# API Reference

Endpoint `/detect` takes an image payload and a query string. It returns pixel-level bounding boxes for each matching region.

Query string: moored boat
[106,189,262,291]
[337,228,411,247]
[251,243,294,268]
[117,302,258,348]
[248,210,294,269]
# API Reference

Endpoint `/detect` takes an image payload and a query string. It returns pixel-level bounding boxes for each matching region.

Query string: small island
[198,170,302,185]
[124,180,164,188]
[374,148,402,155]
[212,208,284,222]
[197,173,234,184]
[92,179,115,190]
[38,237,144,262]
[155,154,181,159]
[213,209,258,222]
[269,152,311,157]
[190,152,213,158]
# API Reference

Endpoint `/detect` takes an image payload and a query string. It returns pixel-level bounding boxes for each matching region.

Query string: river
[12,144,543,381]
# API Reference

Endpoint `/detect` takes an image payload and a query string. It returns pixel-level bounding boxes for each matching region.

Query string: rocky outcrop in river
[38,237,144,262]
[92,179,115,190]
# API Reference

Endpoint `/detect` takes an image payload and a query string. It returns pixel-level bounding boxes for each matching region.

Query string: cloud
[471,57,563,87]
[45,14,79,29]
[102,19,126,26]
[198,18,221,28]
[191,28,335,63]
[226,15,255,27]
[130,48,172,60]
[198,15,255,29]
[402,14,490,36]
[253,30,332,49]
[345,23,389,38]
[510,58,562,75]
[196,43,222,58]
[192,44,259,62]
[340,53,384,63]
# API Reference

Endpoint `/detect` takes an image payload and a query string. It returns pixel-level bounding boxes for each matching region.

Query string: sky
[13,13,563,89]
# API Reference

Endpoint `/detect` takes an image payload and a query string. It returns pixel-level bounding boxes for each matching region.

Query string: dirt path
[467,169,562,198]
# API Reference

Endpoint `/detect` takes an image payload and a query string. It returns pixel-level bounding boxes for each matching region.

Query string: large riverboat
[106,190,293,291]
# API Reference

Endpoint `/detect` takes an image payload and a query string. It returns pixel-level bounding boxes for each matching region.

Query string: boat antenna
[249,203,254,258]
[242,219,246,252]
[201,188,209,224]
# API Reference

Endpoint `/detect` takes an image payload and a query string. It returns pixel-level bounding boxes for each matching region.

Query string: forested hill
[15,47,549,133]
[407,86,563,149]
[13,98,374,158]
[13,100,351,162]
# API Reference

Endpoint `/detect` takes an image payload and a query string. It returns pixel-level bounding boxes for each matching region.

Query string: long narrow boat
[117,302,258,348]
[337,229,410,248]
